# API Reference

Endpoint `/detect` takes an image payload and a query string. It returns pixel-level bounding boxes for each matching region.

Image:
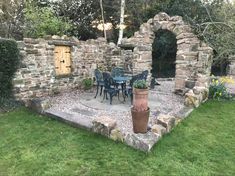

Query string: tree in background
[117,0,125,45]
[52,0,100,40]
[0,0,24,40]
[24,0,71,38]
[198,2,235,62]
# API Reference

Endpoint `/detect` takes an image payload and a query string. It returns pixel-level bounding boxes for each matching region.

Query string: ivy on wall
[0,38,20,98]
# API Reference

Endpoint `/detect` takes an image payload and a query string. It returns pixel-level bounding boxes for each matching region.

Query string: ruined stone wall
[13,36,122,102]
[120,12,213,94]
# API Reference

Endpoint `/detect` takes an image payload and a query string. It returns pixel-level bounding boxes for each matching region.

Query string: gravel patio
[46,80,185,135]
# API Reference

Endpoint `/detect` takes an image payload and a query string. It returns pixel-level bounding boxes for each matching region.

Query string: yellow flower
[219,92,222,96]
[220,76,235,84]
[215,80,219,84]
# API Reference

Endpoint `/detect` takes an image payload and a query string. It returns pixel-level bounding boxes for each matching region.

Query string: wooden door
[54,46,71,76]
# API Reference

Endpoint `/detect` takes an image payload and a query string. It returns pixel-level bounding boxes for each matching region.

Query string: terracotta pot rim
[131,107,150,112]
[133,88,148,91]
[133,88,148,95]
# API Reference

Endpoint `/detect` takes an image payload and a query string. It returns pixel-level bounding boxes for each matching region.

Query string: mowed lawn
[0,101,234,176]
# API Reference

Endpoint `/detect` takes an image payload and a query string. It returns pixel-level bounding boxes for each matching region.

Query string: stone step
[45,109,93,131]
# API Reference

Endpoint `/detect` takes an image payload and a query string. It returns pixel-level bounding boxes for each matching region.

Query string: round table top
[113,76,132,82]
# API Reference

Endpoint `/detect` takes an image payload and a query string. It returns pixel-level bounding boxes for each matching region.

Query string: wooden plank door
[54,46,71,76]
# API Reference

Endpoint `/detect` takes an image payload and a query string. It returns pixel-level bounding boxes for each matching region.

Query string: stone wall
[13,13,214,104]
[120,12,213,94]
[227,55,235,76]
[13,36,122,102]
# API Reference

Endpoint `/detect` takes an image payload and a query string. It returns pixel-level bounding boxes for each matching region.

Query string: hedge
[0,38,20,98]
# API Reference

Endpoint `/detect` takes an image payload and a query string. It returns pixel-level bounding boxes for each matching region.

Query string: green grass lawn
[0,101,235,176]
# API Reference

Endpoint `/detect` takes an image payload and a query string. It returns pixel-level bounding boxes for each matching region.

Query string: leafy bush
[0,38,19,98]
[133,80,148,89]
[82,78,93,90]
[209,77,233,100]
[24,5,71,38]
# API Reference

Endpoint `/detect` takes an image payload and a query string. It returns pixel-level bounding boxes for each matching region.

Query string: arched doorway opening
[151,29,177,78]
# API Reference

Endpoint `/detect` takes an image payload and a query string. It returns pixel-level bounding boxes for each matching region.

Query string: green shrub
[24,5,71,38]
[133,80,148,89]
[0,38,20,98]
[82,78,93,90]
[209,78,232,100]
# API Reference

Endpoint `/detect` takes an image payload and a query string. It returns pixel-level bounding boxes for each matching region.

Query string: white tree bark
[117,0,125,45]
[99,0,107,40]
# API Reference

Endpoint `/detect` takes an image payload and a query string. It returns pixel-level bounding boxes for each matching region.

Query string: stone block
[26,49,38,54]
[23,38,39,44]
[92,117,117,137]
[176,32,196,40]
[153,12,170,21]
[167,22,176,31]
[147,18,153,24]
[124,132,160,152]
[185,79,196,89]
[151,124,166,136]
[193,86,209,101]
[184,90,200,107]
[28,98,51,113]
[152,21,162,32]
[110,128,124,142]
[156,114,175,132]
[169,16,182,21]
[175,78,186,90]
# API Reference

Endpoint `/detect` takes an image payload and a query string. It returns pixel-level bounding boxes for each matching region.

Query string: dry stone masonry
[13,12,213,106]
[121,12,213,95]
[14,36,122,103]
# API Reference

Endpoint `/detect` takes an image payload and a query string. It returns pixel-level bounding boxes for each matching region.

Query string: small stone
[92,116,117,137]
[110,128,124,142]
[156,114,175,132]
[151,124,166,136]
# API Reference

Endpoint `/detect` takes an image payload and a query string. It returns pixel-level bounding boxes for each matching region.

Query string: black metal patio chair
[94,69,104,98]
[102,72,120,105]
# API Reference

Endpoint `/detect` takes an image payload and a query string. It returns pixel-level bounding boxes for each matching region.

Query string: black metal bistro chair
[94,69,104,98]
[111,67,125,87]
[102,72,120,105]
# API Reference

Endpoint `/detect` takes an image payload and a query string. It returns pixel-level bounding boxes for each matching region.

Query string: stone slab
[175,106,194,119]
[45,110,93,130]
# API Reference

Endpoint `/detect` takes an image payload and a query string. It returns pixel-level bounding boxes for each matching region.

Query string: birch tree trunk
[117,0,125,45]
[99,0,107,40]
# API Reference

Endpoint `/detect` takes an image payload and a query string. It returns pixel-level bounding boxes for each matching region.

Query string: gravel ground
[47,80,185,134]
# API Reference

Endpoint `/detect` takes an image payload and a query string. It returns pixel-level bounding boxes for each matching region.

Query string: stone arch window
[121,12,213,94]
